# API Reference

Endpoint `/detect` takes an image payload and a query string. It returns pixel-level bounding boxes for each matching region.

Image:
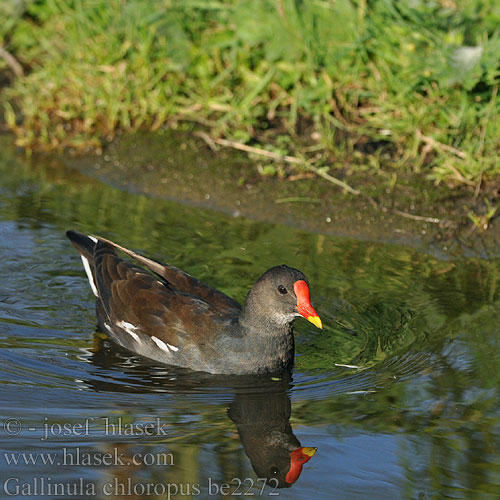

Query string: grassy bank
[1,0,499,191]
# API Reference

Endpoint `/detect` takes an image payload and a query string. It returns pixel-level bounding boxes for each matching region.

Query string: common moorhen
[66,230,322,374]
[228,377,317,487]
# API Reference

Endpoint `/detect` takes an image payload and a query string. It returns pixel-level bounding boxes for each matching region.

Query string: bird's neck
[239,293,296,335]
[233,316,295,372]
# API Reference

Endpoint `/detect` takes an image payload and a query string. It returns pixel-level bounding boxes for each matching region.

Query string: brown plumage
[67,230,322,374]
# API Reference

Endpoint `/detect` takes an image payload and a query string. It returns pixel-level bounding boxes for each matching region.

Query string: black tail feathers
[66,229,98,259]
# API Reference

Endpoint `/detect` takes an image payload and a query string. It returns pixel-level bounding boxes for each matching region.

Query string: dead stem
[391,209,440,224]
[474,173,482,199]
[303,162,362,196]
[477,84,498,157]
[194,131,218,151]
[444,161,475,186]
[0,46,24,77]
[195,132,444,224]
[416,129,466,159]
[195,132,363,195]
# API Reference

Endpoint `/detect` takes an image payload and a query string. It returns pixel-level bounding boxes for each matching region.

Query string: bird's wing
[97,235,242,314]
[93,240,238,353]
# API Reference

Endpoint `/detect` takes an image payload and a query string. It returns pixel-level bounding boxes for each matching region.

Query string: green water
[0,135,500,499]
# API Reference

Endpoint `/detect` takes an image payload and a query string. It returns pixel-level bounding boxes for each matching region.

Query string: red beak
[285,447,317,484]
[294,280,322,329]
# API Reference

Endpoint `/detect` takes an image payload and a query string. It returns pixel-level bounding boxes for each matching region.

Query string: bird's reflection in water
[83,335,316,491]
[228,382,316,488]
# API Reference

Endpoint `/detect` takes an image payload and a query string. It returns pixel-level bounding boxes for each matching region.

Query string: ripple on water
[2,138,500,498]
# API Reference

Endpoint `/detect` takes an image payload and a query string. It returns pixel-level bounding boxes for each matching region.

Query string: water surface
[1,136,499,499]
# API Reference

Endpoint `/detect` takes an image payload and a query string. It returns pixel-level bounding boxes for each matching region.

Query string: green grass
[1,0,500,188]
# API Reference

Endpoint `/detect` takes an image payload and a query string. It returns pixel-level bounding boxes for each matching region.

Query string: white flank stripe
[116,321,140,341]
[167,343,179,352]
[151,336,170,353]
[117,321,137,331]
[89,235,98,243]
[128,331,140,342]
[80,255,98,297]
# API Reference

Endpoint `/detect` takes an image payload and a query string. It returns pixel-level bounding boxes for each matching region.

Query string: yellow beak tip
[302,447,318,457]
[307,315,323,329]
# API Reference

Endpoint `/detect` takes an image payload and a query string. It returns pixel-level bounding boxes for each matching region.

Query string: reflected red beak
[294,280,323,329]
[285,446,317,484]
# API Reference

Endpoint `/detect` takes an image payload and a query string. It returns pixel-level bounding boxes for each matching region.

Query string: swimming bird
[66,230,322,374]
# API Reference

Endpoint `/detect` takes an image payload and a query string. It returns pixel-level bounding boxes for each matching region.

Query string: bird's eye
[270,466,280,476]
[277,285,287,294]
